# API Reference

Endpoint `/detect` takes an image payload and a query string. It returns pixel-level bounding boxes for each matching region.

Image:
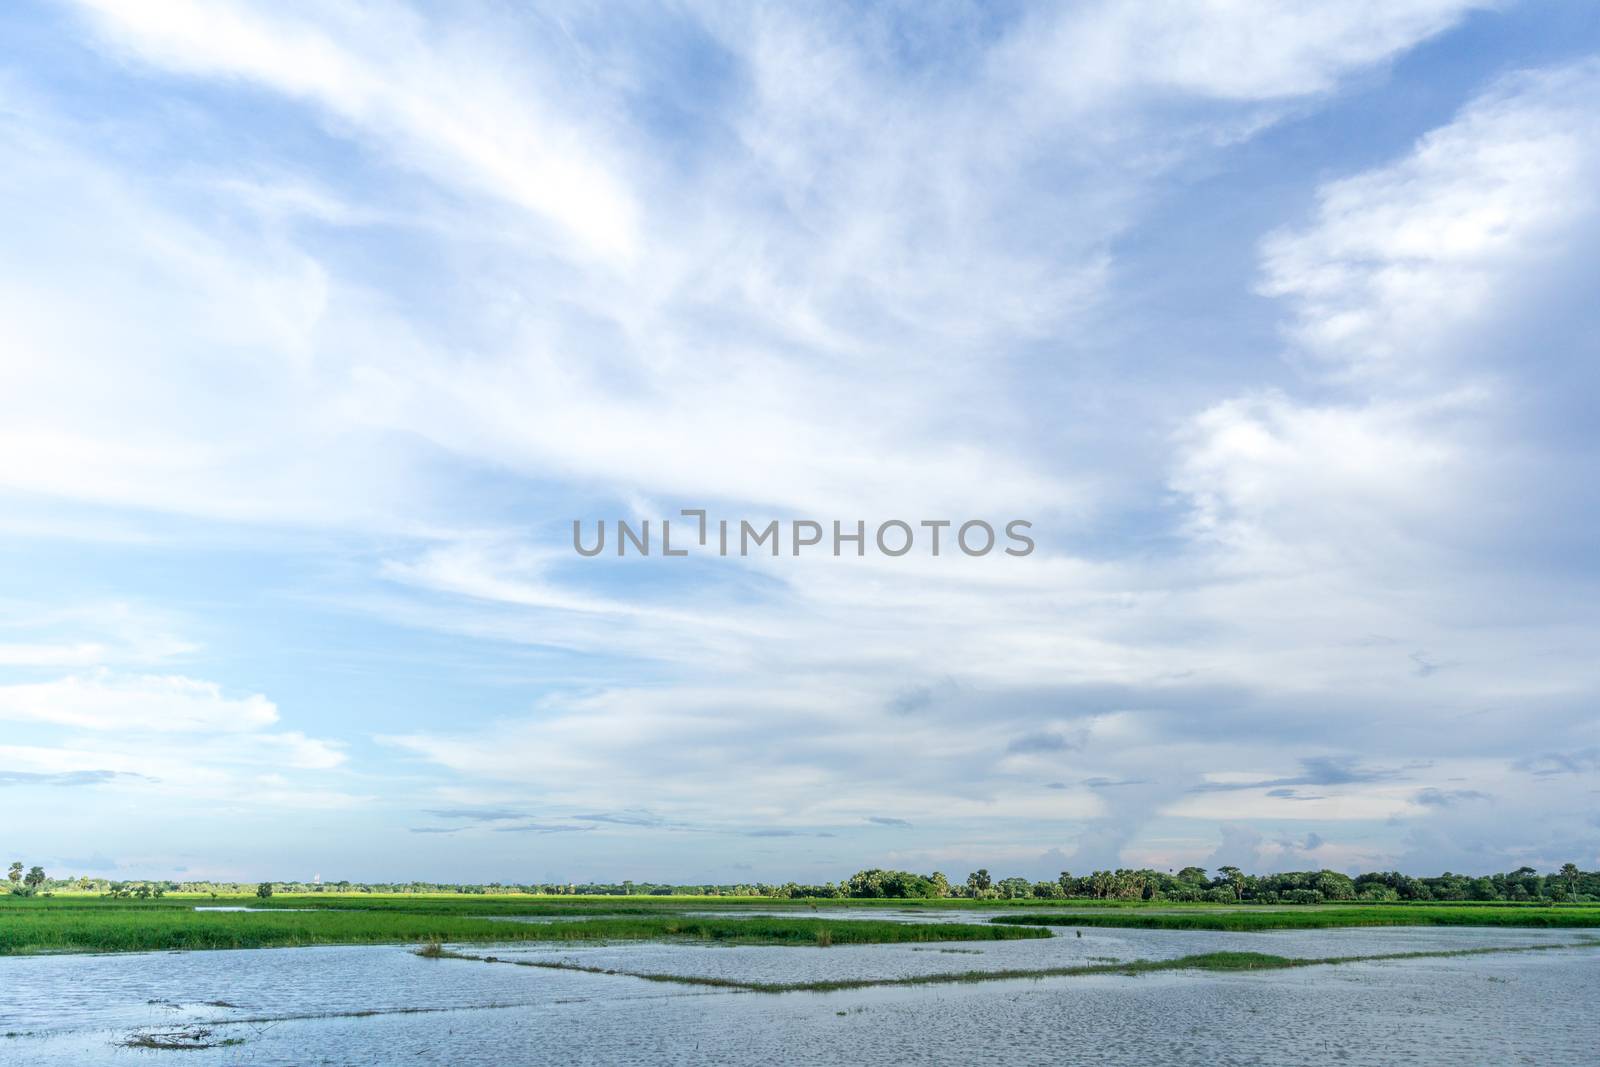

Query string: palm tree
[1560,863,1581,900]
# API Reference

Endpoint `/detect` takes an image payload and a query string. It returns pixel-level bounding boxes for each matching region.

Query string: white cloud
[1261,59,1600,380]
[0,643,108,668]
[0,97,387,528]
[1177,59,1600,572]
[1000,0,1489,103]
[1171,389,1479,569]
[69,0,639,262]
[12,0,1504,535]
[0,672,277,732]
[0,601,197,667]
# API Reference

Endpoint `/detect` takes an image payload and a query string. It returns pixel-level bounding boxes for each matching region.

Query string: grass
[0,896,1047,955]
[428,939,1600,994]
[8,893,1597,954]
[991,904,1600,931]
[122,1028,246,1050]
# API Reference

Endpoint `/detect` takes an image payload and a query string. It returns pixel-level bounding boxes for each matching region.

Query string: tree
[1313,870,1356,901]
[24,866,46,892]
[995,876,1032,899]
[6,861,20,886]
[1561,863,1581,899]
[1114,869,1148,900]
[966,869,991,894]
[256,882,274,899]
[843,869,941,899]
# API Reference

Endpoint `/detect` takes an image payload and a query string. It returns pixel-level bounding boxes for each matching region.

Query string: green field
[0,896,1047,955]
[6,894,1599,955]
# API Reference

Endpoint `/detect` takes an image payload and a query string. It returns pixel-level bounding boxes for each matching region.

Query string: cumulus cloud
[1260,59,1600,380]
[1205,823,1265,871]
[1179,60,1600,585]
[1158,62,1600,869]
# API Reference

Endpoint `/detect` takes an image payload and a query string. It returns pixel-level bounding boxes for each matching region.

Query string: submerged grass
[0,898,1046,956]
[991,904,1600,931]
[121,1028,245,1051]
[430,939,1600,994]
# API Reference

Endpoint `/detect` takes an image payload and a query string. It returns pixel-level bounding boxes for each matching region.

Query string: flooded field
[2,926,1596,1065]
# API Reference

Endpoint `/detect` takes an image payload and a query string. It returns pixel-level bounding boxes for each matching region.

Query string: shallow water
[2,927,1596,1065]
[486,923,1589,984]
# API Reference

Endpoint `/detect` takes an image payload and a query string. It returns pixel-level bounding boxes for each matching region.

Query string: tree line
[775,863,1598,903]
[8,861,1596,903]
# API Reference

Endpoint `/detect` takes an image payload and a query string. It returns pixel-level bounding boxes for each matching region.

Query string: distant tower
[313,873,322,886]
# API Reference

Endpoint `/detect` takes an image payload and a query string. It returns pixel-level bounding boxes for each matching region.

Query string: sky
[2,0,1598,885]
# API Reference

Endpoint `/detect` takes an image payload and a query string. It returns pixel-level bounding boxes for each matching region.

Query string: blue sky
[2,1,1599,884]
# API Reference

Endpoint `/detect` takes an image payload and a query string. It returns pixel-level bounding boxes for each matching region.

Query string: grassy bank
[991,904,1600,931]
[0,898,1048,955]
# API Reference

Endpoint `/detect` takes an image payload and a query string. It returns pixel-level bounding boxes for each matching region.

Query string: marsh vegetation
[5,888,1599,956]
[0,896,1047,955]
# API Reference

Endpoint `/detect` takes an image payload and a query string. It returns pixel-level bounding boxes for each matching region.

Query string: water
[2,927,1596,1065]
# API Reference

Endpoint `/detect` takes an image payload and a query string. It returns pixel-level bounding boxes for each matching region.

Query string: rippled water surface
[2,926,1596,1065]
